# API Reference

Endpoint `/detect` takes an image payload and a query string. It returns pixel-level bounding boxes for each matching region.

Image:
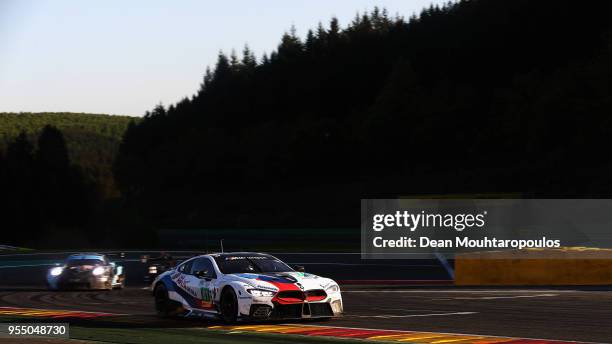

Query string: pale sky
[0,0,445,116]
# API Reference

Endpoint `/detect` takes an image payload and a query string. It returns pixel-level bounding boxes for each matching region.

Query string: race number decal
[200,287,213,308]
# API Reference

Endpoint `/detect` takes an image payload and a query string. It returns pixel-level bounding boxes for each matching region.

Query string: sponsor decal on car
[172,273,199,299]
[200,287,213,308]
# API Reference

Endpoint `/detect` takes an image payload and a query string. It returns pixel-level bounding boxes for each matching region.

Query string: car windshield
[66,259,104,266]
[213,256,293,274]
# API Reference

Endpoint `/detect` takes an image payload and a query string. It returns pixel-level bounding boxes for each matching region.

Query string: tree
[3,132,37,243]
[305,29,316,53]
[37,125,70,170]
[329,17,340,39]
[213,52,231,83]
[277,27,303,61]
[241,45,257,70]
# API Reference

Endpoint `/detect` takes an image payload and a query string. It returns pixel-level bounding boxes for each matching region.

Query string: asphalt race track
[0,251,611,343]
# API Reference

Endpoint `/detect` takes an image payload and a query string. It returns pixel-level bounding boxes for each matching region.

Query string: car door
[171,258,202,306]
[188,257,217,310]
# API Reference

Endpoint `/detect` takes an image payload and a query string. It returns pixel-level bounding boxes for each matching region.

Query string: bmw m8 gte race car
[47,253,125,290]
[152,252,343,322]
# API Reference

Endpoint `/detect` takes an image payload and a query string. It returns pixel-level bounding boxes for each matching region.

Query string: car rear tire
[154,284,183,317]
[220,287,238,323]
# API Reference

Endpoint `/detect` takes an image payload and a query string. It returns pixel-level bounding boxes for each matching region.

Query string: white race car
[151,252,343,322]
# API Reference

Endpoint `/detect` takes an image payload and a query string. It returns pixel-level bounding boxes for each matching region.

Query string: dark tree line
[4,0,612,247]
[113,0,612,229]
[0,112,135,199]
[0,126,99,246]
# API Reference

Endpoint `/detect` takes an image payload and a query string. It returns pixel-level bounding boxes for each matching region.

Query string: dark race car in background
[47,253,125,290]
[141,252,191,283]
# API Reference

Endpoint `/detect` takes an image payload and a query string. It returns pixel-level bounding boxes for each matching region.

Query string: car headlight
[148,266,158,274]
[92,266,105,276]
[247,289,275,297]
[326,284,340,293]
[50,267,63,276]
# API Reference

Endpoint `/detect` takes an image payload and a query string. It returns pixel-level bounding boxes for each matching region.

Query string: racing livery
[151,252,343,322]
[47,253,125,290]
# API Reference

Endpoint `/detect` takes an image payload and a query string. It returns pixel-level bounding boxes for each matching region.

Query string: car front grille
[275,289,328,303]
[308,303,334,317]
[270,302,334,319]
[275,290,304,302]
[271,304,302,319]
[61,268,91,279]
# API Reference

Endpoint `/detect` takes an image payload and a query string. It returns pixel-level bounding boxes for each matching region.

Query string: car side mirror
[292,265,305,272]
[194,270,210,279]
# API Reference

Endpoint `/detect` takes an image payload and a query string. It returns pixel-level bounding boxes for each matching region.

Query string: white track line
[343,289,580,293]
[438,294,559,300]
[291,262,440,267]
[346,311,478,318]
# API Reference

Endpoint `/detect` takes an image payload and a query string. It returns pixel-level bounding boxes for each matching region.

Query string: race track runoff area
[0,287,610,344]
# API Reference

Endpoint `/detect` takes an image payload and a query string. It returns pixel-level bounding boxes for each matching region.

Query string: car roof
[67,253,105,260]
[168,252,277,266]
[207,252,273,258]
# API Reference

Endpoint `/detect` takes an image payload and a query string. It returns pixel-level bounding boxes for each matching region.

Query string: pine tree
[213,52,231,83]
[305,29,316,53]
[202,67,213,91]
[277,29,303,61]
[316,22,327,40]
[261,53,270,65]
[4,132,37,244]
[230,49,240,71]
[329,17,340,41]
[6,132,35,172]
[36,125,70,170]
[242,45,257,70]
[151,104,166,117]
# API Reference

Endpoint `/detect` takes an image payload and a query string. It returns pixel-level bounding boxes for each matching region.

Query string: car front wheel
[220,287,238,323]
[154,284,183,317]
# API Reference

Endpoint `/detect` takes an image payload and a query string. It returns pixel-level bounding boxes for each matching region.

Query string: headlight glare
[148,266,158,274]
[50,267,63,276]
[92,266,105,276]
[326,284,340,293]
[247,289,275,297]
